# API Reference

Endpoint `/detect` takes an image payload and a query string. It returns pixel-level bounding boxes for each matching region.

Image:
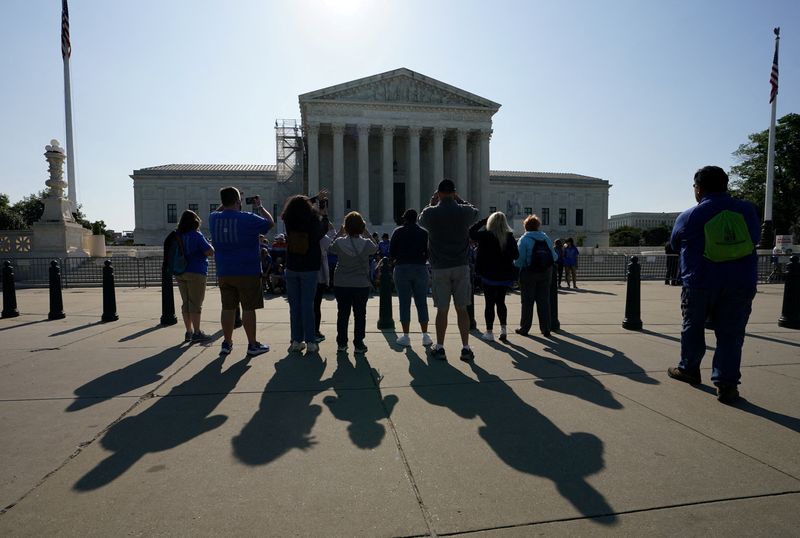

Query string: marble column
[382,125,394,226]
[332,123,345,223]
[357,124,370,224]
[479,129,492,212]
[457,128,468,196]
[408,126,421,212]
[433,127,445,187]
[306,122,320,196]
[470,135,481,205]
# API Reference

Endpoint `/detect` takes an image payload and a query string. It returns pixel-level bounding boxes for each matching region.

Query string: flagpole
[759,27,780,249]
[63,55,76,213]
[61,0,77,214]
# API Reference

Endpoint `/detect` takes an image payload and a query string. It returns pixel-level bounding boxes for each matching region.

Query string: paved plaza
[0,282,798,536]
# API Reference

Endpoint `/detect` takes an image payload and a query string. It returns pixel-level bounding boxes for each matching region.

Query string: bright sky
[1,0,798,231]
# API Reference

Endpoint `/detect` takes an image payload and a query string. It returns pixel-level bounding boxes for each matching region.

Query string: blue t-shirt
[180,230,213,275]
[208,210,272,276]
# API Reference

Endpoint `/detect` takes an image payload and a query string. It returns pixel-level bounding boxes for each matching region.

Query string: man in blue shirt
[209,187,274,356]
[667,166,760,403]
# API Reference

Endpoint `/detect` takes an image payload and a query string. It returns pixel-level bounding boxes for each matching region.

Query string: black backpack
[164,232,188,276]
[525,239,554,272]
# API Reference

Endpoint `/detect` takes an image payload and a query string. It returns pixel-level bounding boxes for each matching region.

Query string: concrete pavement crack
[364,355,438,538]
[0,345,209,516]
[432,490,800,536]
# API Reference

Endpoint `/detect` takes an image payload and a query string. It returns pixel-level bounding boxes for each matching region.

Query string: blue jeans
[679,286,756,386]
[285,269,318,343]
[393,264,429,324]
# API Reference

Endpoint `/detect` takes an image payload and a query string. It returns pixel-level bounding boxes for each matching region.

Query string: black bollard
[622,256,643,331]
[778,255,800,329]
[234,306,243,328]
[377,258,395,330]
[160,266,177,326]
[2,261,19,319]
[48,260,65,320]
[549,267,560,332]
[101,260,119,322]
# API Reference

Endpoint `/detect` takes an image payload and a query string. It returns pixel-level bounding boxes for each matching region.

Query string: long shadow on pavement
[66,343,193,412]
[405,349,616,523]
[543,331,660,385]
[745,332,800,349]
[233,353,329,465]
[693,385,800,433]
[74,355,251,491]
[494,339,624,409]
[323,353,398,449]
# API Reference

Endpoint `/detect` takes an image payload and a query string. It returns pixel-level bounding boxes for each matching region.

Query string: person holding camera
[209,187,274,356]
[281,191,330,354]
[418,179,480,361]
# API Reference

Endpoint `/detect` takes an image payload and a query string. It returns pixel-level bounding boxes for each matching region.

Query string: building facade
[608,212,680,231]
[133,68,610,246]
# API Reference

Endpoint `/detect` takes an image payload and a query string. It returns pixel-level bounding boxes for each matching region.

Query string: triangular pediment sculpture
[299,68,500,110]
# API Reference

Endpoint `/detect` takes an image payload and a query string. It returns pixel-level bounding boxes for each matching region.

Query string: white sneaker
[306,342,319,353]
[288,341,306,352]
[396,334,411,347]
[480,331,494,341]
[421,333,433,346]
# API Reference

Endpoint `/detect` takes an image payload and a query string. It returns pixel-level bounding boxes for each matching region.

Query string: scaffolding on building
[274,119,305,233]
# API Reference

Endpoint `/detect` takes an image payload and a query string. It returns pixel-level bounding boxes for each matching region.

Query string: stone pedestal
[30,140,89,257]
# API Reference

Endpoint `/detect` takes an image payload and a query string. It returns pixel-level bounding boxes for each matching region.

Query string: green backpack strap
[703,210,754,262]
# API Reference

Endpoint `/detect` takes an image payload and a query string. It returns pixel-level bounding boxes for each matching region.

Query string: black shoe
[515,328,529,336]
[498,333,508,342]
[542,331,551,338]
[716,384,740,404]
[667,366,701,385]
[460,347,475,362]
[315,332,326,342]
[430,346,447,360]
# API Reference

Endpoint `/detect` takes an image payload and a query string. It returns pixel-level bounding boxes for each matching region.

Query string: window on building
[167,204,177,223]
[188,203,198,213]
[489,206,497,213]
[559,208,567,226]
[210,203,217,215]
[346,199,351,209]
[541,208,550,225]
[524,207,532,216]
[273,204,278,218]
[576,208,584,227]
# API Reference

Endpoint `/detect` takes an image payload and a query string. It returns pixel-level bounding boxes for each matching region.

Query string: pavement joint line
[0,344,209,516]
[433,489,800,536]
[606,384,800,483]
[363,355,438,538]
[761,367,800,381]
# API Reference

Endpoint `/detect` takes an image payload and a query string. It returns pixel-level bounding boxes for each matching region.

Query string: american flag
[61,0,71,60]
[769,29,779,103]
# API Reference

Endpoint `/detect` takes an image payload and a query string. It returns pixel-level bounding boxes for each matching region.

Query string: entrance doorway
[393,183,406,225]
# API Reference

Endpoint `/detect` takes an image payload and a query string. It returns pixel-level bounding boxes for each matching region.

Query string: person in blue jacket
[667,166,760,404]
[514,215,558,337]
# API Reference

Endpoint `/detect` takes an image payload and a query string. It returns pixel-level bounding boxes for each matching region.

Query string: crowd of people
[163,166,759,405]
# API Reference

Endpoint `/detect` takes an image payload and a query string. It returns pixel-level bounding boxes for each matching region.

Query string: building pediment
[299,68,500,111]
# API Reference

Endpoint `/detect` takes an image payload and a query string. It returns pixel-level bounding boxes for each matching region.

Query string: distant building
[132,68,611,246]
[608,212,681,231]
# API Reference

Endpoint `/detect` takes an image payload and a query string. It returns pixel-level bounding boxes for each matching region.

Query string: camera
[245,196,259,205]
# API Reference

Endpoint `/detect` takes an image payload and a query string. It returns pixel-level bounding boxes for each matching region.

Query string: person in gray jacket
[418,179,480,361]
[329,211,378,354]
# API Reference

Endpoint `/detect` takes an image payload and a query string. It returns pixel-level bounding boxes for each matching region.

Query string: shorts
[218,275,264,311]
[175,272,207,314]
[431,265,472,309]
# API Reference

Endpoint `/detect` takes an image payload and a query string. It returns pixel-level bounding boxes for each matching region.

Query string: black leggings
[483,284,508,331]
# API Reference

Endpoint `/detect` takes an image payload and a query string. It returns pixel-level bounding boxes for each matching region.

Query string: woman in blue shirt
[172,210,214,343]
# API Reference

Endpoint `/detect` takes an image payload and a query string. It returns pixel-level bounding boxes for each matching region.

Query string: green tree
[11,190,47,226]
[642,225,672,246]
[0,193,26,230]
[610,226,642,247]
[729,113,800,239]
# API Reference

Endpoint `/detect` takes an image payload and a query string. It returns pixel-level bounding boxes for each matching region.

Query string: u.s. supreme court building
[132,68,610,246]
